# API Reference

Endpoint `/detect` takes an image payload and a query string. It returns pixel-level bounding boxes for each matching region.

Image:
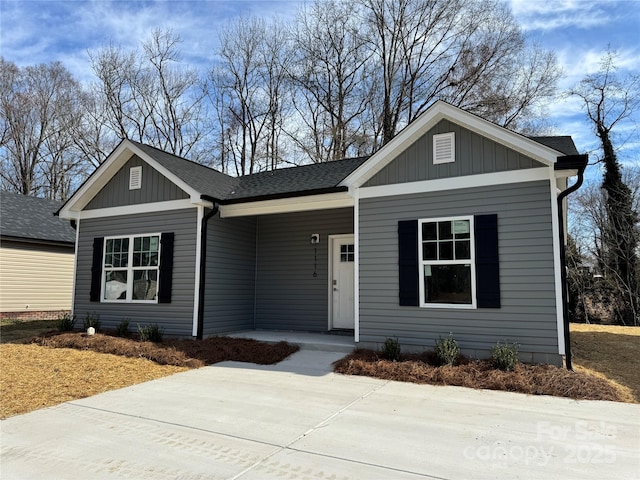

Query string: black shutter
[90,237,104,302]
[398,220,419,306]
[474,214,500,308]
[158,232,174,303]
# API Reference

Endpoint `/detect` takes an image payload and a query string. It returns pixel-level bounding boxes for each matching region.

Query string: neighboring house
[0,191,76,320]
[58,101,587,365]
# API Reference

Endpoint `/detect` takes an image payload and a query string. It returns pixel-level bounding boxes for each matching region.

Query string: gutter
[555,154,588,370]
[195,202,220,340]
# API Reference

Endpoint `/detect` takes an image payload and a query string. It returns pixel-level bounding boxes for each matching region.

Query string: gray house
[58,101,586,365]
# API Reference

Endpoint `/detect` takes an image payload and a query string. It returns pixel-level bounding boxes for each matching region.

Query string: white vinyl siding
[0,241,74,312]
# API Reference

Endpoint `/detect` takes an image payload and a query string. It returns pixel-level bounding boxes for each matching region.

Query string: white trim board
[67,199,206,220]
[358,168,551,199]
[340,101,564,189]
[219,192,353,218]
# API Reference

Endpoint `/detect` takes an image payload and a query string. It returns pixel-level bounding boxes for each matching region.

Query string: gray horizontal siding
[358,180,560,361]
[364,119,546,187]
[203,215,257,336]
[86,155,189,210]
[74,209,198,336]
[255,208,353,332]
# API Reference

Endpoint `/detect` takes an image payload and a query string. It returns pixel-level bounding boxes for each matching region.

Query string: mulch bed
[29,332,300,368]
[334,349,628,402]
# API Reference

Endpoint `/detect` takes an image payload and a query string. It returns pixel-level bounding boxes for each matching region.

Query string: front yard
[0,319,637,419]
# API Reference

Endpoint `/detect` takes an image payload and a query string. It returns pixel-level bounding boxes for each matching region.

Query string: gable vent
[433,132,455,164]
[129,166,142,190]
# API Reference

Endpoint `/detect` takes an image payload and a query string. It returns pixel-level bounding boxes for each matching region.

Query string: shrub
[138,323,164,343]
[56,313,76,332]
[491,342,519,371]
[116,319,131,338]
[434,334,460,366]
[83,313,101,332]
[381,337,401,361]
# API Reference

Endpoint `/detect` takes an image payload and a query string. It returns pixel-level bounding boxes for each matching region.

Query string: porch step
[226,330,355,354]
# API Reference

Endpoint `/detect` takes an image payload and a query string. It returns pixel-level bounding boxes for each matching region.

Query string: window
[340,244,355,262]
[433,132,455,164]
[418,216,475,308]
[398,215,499,309]
[102,234,160,302]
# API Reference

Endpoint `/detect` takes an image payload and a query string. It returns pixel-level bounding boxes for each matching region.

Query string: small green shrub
[381,337,402,361]
[83,313,101,332]
[434,334,460,366]
[56,313,76,332]
[116,319,131,338]
[491,342,519,371]
[138,323,164,343]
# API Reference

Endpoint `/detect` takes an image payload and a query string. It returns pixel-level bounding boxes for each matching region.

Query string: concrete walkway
[1,348,639,479]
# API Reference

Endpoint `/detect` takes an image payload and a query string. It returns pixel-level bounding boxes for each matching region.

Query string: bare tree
[570,50,639,325]
[0,58,84,200]
[87,29,209,163]
[289,0,372,162]
[361,0,560,144]
[210,17,292,174]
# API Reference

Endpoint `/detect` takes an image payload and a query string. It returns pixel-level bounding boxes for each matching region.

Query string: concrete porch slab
[225,330,356,353]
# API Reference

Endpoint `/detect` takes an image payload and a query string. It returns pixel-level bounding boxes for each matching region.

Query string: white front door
[331,235,355,330]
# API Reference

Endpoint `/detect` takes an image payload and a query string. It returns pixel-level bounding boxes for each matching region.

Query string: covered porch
[226,330,356,353]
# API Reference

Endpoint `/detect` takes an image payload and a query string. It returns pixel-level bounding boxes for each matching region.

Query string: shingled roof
[1,191,75,244]
[130,140,368,203]
[529,136,579,156]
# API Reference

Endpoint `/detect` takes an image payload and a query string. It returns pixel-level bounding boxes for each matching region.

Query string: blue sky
[1,0,639,177]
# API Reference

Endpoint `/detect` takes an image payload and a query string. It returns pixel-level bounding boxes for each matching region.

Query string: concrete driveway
[1,348,639,479]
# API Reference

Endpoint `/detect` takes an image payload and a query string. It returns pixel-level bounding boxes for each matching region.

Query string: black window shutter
[158,232,174,303]
[90,237,104,302]
[474,214,500,308]
[398,220,419,306]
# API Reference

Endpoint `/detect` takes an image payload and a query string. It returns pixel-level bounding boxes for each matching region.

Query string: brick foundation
[0,310,70,321]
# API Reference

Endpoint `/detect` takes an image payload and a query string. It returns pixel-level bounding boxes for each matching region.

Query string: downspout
[555,154,588,370]
[196,202,219,340]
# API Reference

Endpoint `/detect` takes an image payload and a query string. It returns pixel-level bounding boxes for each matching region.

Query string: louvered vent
[433,132,455,164]
[129,166,142,190]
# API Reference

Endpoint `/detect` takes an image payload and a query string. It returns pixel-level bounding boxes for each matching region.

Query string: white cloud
[508,0,615,31]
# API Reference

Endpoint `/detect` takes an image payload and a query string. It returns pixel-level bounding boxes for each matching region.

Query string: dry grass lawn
[570,323,640,402]
[0,344,187,419]
[0,321,299,419]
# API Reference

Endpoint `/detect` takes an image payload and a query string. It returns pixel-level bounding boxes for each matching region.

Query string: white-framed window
[418,216,476,308]
[102,233,160,303]
[433,132,455,164]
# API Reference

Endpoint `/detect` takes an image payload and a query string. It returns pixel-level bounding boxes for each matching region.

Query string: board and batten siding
[255,208,353,332]
[85,155,189,210]
[74,209,198,336]
[364,120,546,187]
[202,214,257,336]
[358,180,560,364]
[0,240,74,313]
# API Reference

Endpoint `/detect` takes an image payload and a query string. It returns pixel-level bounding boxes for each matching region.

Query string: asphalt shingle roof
[1,191,76,244]
[529,136,579,156]
[130,135,579,204]
[131,141,368,203]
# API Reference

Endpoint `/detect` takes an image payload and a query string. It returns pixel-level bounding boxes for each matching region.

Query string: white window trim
[418,215,477,309]
[101,233,161,304]
[433,132,455,164]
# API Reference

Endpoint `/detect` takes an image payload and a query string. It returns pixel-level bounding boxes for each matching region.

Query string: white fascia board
[555,169,578,178]
[340,101,563,188]
[58,140,204,219]
[359,167,550,199]
[74,199,205,220]
[219,192,353,218]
